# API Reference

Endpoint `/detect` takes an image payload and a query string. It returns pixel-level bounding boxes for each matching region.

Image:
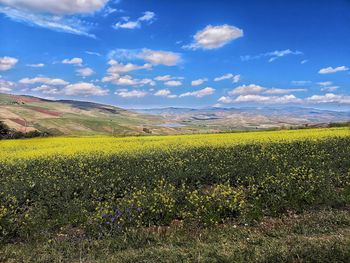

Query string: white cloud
[179,87,215,98]
[139,49,181,66]
[234,94,302,104]
[138,11,155,21]
[154,89,176,98]
[318,66,349,74]
[183,24,243,50]
[0,56,18,71]
[241,49,302,62]
[228,84,306,95]
[107,59,152,74]
[62,57,83,66]
[218,96,233,104]
[306,93,350,104]
[114,11,155,29]
[154,75,172,81]
[19,77,69,85]
[103,75,155,87]
[301,59,308,64]
[264,88,307,95]
[164,80,182,87]
[62,82,108,96]
[0,0,108,14]
[321,86,339,92]
[232,75,241,83]
[0,6,96,37]
[317,81,333,87]
[31,84,59,94]
[115,21,139,29]
[108,48,182,66]
[214,73,240,83]
[229,84,266,95]
[0,78,16,93]
[76,67,94,77]
[27,63,44,68]
[115,89,147,98]
[191,78,208,86]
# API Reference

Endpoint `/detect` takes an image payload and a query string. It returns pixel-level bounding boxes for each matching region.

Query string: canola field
[0,127,349,242]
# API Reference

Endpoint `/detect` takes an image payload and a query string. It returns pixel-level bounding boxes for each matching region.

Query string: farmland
[1,127,350,262]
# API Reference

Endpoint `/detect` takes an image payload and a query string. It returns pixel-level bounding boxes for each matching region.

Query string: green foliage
[0,121,49,140]
[0,129,349,243]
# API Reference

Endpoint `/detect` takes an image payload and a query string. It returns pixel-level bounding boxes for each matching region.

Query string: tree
[0,121,10,138]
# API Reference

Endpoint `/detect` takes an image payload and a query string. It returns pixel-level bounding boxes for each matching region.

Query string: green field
[1,127,350,262]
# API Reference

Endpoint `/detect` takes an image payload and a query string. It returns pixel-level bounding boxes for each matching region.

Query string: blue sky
[0,0,349,109]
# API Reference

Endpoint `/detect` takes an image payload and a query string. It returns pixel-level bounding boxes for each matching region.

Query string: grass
[1,208,349,263]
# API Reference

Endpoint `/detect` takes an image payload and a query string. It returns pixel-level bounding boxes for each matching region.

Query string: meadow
[0,127,350,262]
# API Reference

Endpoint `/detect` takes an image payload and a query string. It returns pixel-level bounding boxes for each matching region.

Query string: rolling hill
[0,93,349,136]
[0,93,183,136]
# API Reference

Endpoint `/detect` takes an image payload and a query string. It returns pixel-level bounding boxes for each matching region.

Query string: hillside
[0,93,184,136]
[1,93,349,136]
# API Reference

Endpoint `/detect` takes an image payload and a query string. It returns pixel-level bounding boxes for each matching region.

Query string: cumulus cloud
[103,75,155,87]
[179,87,215,98]
[217,96,233,104]
[102,59,156,87]
[115,89,147,98]
[264,88,307,95]
[306,93,350,104]
[62,82,108,96]
[154,89,177,98]
[229,84,266,95]
[234,94,302,104]
[27,63,44,68]
[164,80,182,87]
[0,77,16,93]
[241,49,302,62]
[76,67,94,77]
[138,49,181,66]
[107,59,152,74]
[228,84,306,95]
[214,73,240,83]
[191,78,208,86]
[62,57,83,66]
[31,84,59,94]
[19,77,69,85]
[183,24,243,50]
[318,66,349,74]
[154,75,172,81]
[114,11,155,29]
[108,48,182,66]
[0,56,18,71]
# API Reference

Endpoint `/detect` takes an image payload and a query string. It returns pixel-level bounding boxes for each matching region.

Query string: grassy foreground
[1,209,350,262]
[0,127,350,262]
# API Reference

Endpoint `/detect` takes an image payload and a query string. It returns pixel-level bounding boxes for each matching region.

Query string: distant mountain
[1,93,349,136]
[134,106,350,130]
